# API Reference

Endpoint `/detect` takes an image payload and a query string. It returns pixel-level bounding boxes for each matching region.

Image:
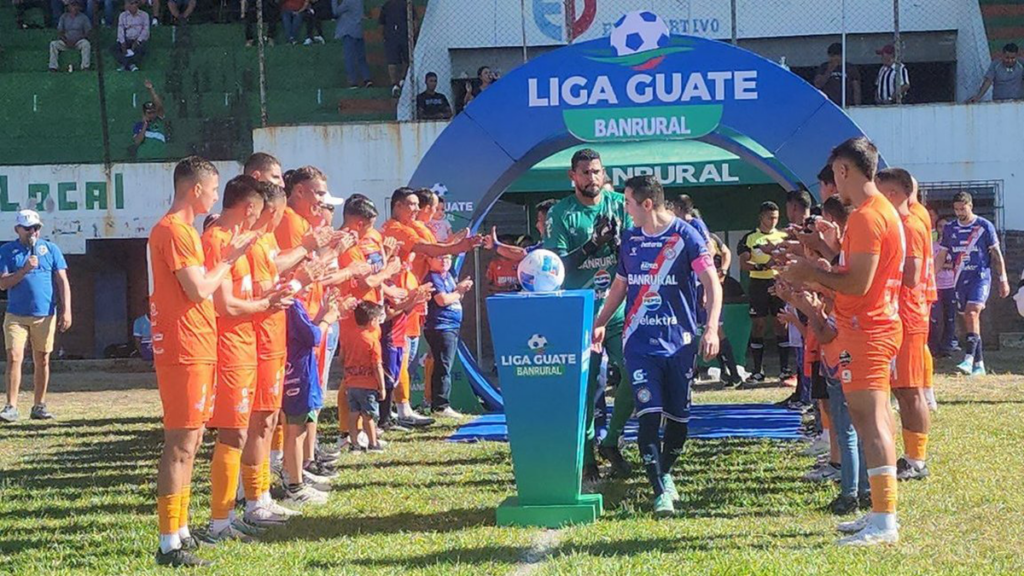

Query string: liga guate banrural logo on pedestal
[527,10,758,143]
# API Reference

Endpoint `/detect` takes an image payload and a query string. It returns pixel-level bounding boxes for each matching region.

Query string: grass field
[1,352,1023,575]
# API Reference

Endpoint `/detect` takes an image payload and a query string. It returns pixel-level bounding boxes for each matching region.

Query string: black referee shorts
[748,278,783,318]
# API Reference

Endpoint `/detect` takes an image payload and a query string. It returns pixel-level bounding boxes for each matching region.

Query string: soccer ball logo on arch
[594,11,692,71]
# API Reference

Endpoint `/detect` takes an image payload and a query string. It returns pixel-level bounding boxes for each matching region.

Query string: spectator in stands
[14,0,57,29]
[416,72,452,120]
[49,1,91,72]
[333,0,372,88]
[302,0,328,45]
[875,44,909,105]
[165,0,194,25]
[243,0,278,47]
[967,43,1024,103]
[379,0,411,98]
[133,309,153,361]
[813,42,861,107]
[463,66,496,107]
[279,0,305,45]
[113,0,149,71]
[131,79,166,159]
[86,0,117,26]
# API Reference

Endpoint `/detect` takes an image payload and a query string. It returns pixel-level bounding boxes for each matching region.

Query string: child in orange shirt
[342,301,387,453]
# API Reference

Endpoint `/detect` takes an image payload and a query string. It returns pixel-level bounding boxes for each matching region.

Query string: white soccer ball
[527,334,548,351]
[430,183,448,197]
[610,11,670,57]
[517,249,565,293]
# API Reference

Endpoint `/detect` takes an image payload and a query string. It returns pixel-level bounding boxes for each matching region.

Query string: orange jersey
[341,325,383,390]
[899,213,931,335]
[274,206,310,252]
[835,194,905,337]
[202,226,258,369]
[148,214,217,366]
[487,257,521,292]
[382,219,427,339]
[338,228,386,304]
[908,201,937,303]
[248,233,287,359]
[410,220,438,282]
[381,219,422,266]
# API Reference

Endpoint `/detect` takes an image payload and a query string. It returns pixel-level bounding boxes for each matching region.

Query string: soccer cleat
[837,513,871,534]
[367,443,386,453]
[598,445,633,479]
[316,442,341,462]
[829,495,860,516]
[304,459,338,479]
[29,404,53,420]
[803,463,840,483]
[243,505,290,527]
[231,517,265,537]
[748,371,765,383]
[435,407,465,419]
[0,405,19,423]
[196,523,256,545]
[661,474,680,503]
[722,376,744,389]
[302,37,313,46]
[858,493,872,511]
[956,359,973,375]
[971,363,986,377]
[265,498,301,517]
[154,547,211,567]
[838,524,899,546]
[653,492,675,517]
[397,413,435,428]
[896,457,930,481]
[302,471,333,492]
[281,484,327,507]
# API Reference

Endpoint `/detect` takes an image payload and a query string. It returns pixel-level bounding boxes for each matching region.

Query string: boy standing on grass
[280,287,346,507]
[342,301,388,453]
[423,254,473,418]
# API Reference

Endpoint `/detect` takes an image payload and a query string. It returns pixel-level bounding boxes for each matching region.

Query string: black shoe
[180,536,200,551]
[598,445,633,479]
[155,547,211,567]
[722,375,745,389]
[749,372,765,383]
[829,494,860,515]
[30,404,53,420]
[304,459,338,479]
[858,493,872,511]
[896,456,930,481]
[582,463,601,484]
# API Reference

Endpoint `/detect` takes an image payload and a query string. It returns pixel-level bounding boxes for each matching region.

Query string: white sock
[159,533,182,554]
[178,525,191,541]
[963,354,974,365]
[396,402,413,418]
[260,491,272,506]
[211,518,232,533]
[905,456,925,469]
[270,450,282,465]
[871,512,898,531]
[245,499,260,513]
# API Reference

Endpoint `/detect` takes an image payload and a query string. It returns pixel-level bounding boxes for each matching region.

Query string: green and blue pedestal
[486,290,602,528]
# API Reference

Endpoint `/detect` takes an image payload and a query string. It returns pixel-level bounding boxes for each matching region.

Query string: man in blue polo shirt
[0,210,72,422]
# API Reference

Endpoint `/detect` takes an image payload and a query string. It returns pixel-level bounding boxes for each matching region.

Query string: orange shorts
[836,331,901,392]
[252,356,286,412]
[156,363,215,429]
[893,332,928,389]
[208,367,257,429]
[923,344,933,388]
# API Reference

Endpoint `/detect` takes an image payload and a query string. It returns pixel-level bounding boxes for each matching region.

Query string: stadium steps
[979,0,1024,55]
[0,1,427,166]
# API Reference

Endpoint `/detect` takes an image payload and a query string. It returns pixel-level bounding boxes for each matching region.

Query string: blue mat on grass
[448,403,804,443]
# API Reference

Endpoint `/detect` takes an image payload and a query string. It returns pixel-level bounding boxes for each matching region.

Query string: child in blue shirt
[422,255,473,417]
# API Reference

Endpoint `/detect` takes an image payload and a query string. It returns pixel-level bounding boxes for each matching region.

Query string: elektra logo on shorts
[499,334,579,377]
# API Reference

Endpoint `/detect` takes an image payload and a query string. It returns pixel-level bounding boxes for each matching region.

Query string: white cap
[320,191,345,206]
[16,210,42,229]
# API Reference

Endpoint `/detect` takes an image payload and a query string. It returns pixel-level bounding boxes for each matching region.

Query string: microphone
[28,236,37,256]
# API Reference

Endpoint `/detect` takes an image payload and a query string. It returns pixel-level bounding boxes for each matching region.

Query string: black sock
[286,482,302,493]
[718,338,736,378]
[660,419,688,474]
[966,332,980,362]
[750,337,765,373]
[974,334,984,365]
[779,344,790,373]
[637,413,664,496]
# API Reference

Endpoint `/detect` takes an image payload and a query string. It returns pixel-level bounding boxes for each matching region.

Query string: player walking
[592,175,721,515]
[544,148,633,481]
[935,191,1010,376]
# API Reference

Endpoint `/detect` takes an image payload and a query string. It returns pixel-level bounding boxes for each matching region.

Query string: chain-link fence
[400,0,994,120]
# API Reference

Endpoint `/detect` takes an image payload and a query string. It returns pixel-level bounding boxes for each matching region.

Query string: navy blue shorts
[955,277,991,311]
[382,345,404,392]
[625,347,695,423]
[346,387,380,420]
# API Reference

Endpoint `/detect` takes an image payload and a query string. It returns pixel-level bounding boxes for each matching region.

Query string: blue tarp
[448,403,805,443]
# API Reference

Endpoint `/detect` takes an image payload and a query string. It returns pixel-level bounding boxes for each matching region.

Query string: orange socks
[271,425,284,452]
[868,466,898,514]
[178,485,191,531]
[157,494,182,536]
[903,430,929,463]
[210,442,242,521]
[242,463,262,503]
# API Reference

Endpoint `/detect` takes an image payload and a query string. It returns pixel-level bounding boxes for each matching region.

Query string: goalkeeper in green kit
[543,148,633,482]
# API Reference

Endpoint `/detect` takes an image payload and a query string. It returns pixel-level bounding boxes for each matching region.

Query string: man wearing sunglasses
[0,210,72,423]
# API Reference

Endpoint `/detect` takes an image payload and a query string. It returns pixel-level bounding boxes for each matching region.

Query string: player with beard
[543,148,633,482]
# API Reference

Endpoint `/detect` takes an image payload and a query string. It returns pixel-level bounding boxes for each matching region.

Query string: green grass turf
[1,351,1023,575]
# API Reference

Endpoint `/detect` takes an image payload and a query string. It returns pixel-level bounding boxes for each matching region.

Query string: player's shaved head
[876,168,914,197]
[173,156,218,190]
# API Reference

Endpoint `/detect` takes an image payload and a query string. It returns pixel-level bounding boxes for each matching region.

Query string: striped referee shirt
[876,63,909,104]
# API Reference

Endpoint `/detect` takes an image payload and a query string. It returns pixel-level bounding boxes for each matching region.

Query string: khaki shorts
[4,313,57,354]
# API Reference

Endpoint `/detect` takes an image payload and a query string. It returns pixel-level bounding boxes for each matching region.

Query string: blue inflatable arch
[409,20,877,412]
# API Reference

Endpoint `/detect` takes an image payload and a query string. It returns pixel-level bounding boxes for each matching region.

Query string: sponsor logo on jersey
[642,292,662,310]
[594,270,612,290]
[633,369,648,384]
[640,241,665,248]
[628,273,678,286]
[637,387,652,403]
[839,350,852,366]
[581,255,616,270]
[640,261,660,271]
[638,314,677,326]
